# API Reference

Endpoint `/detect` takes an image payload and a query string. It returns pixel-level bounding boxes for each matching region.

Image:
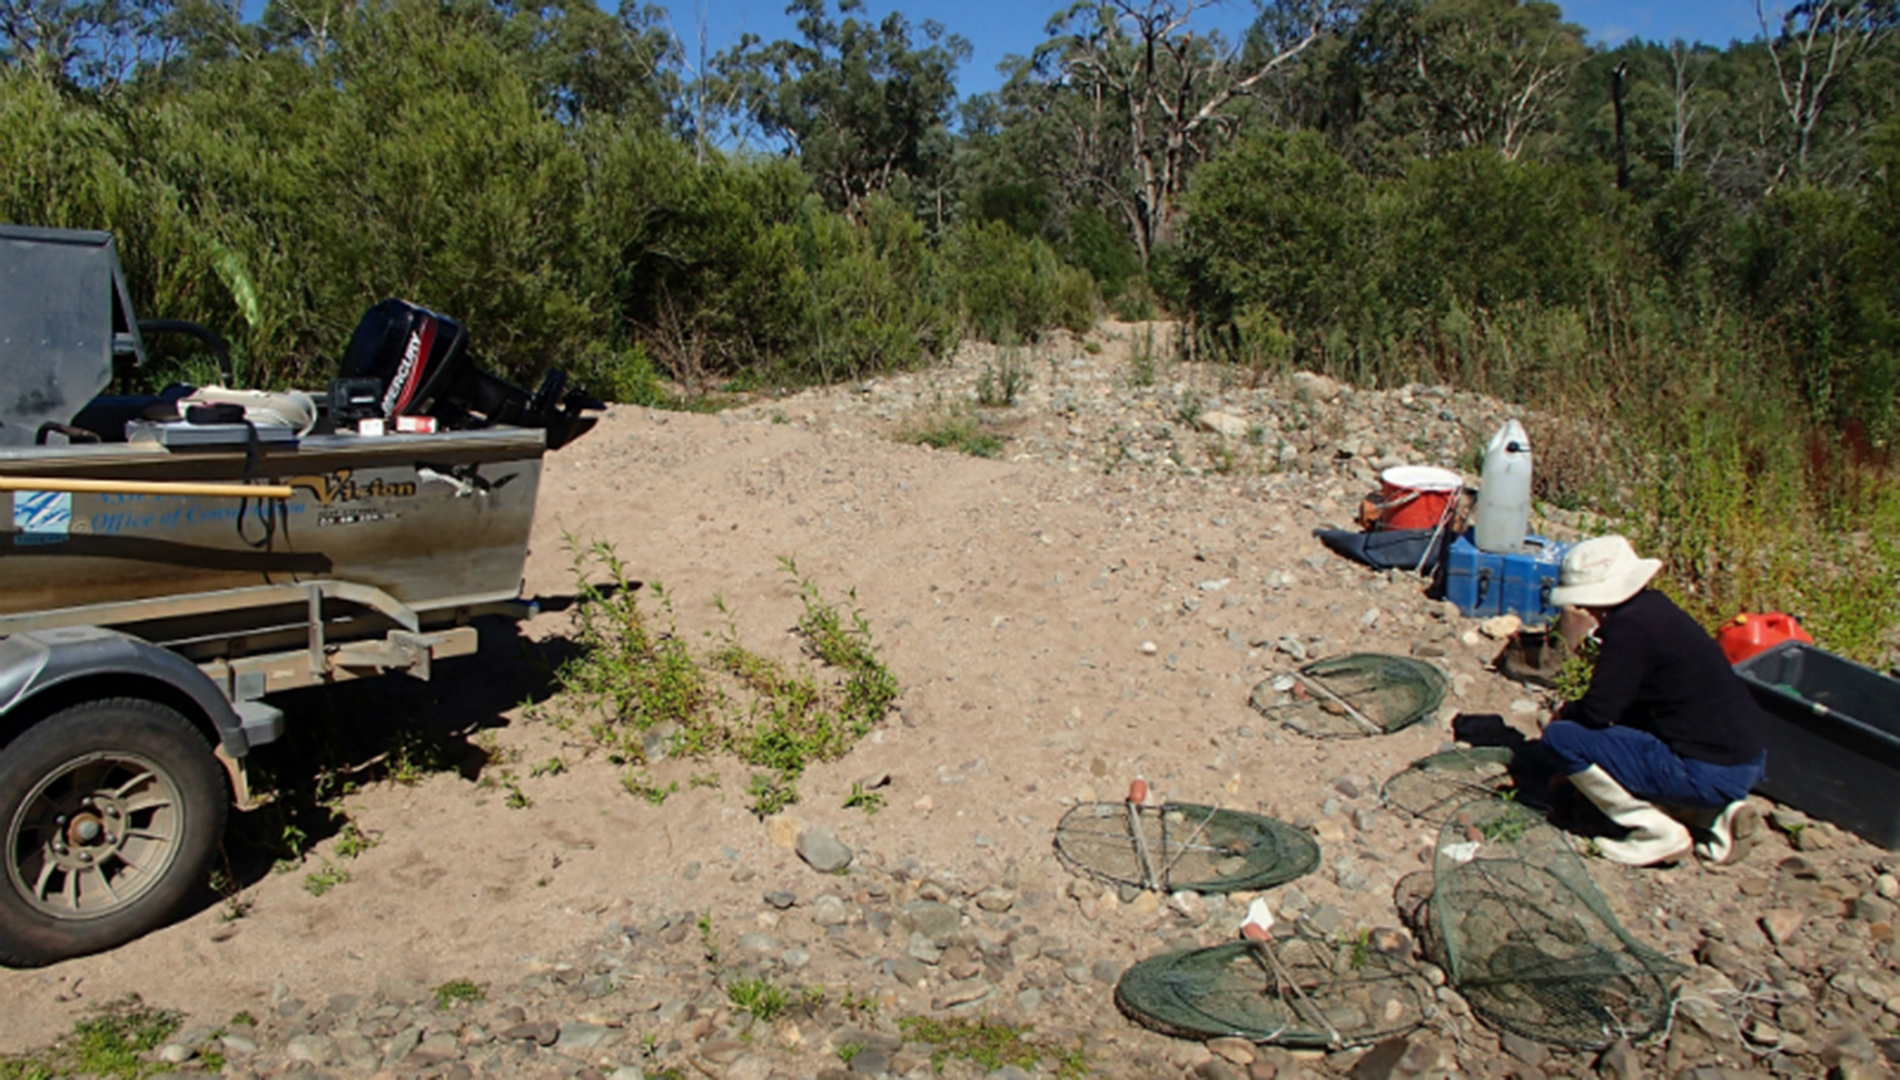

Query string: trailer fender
[0,626,280,758]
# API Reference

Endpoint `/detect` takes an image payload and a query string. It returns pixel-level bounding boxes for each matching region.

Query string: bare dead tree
[1666,39,1704,173]
[1757,0,1896,184]
[1042,0,1341,263]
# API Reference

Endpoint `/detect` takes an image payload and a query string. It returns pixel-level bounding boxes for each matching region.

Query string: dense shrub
[941,219,1095,342]
[1179,131,1374,364]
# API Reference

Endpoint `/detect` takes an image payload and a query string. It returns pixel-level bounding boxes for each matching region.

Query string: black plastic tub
[1733,640,1900,849]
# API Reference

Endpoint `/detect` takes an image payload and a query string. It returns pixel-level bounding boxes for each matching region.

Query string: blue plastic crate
[1443,532,1567,625]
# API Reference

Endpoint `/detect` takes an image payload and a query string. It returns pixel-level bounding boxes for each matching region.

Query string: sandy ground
[0,330,1547,1054]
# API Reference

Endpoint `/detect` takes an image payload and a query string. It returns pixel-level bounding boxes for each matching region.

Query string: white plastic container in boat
[1474,418,1533,553]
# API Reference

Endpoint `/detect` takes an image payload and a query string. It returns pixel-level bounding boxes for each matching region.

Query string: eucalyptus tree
[1018,0,1346,264]
[1757,0,1897,183]
[713,0,968,214]
[0,0,178,88]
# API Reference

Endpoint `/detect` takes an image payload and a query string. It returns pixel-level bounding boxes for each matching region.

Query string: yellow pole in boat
[0,477,296,500]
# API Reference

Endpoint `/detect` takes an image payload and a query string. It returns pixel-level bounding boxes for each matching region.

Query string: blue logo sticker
[12,490,72,545]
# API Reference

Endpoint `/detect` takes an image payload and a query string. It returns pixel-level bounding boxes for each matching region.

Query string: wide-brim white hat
[1549,535,1661,608]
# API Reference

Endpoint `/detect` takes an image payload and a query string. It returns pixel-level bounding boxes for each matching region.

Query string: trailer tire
[0,697,227,967]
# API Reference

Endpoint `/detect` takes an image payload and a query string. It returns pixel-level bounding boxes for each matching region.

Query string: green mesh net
[1055,802,1320,894]
[1250,653,1448,739]
[1381,747,1519,824]
[1427,799,1685,1049]
[1115,936,1433,1049]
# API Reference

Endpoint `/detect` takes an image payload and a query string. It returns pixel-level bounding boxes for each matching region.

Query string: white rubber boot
[1682,800,1761,865]
[1567,766,1693,866]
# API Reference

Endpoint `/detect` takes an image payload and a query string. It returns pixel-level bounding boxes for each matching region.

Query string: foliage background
[4,0,1898,657]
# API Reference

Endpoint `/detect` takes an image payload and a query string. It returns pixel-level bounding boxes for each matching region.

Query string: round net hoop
[1428,798,1685,1049]
[1115,937,1433,1049]
[1381,747,1518,824]
[1055,802,1319,894]
[1250,653,1448,739]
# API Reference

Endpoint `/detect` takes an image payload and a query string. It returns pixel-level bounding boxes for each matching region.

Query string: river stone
[735,931,781,955]
[811,894,850,926]
[1199,411,1250,438]
[797,823,853,872]
[899,899,960,940]
[501,1020,560,1046]
[975,886,1016,912]
[1760,909,1803,945]
[557,1022,609,1050]
[285,1034,337,1067]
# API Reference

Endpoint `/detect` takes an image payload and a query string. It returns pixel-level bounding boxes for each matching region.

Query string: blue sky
[238,0,1773,97]
[660,0,1772,95]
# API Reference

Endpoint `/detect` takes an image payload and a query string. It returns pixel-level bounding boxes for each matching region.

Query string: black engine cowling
[337,298,600,449]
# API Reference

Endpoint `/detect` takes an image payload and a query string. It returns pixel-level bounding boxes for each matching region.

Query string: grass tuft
[899,411,1004,458]
[547,539,898,817]
[897,1016,1088,1077]
[0,996,181,1080]
[433,979,486,1008]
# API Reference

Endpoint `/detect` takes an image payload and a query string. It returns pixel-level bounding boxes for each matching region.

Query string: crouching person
[1542,535,1767,866]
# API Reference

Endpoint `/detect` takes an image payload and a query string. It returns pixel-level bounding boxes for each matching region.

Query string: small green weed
[529,756,568,778]
[623,770,679,805]
[1174,387,1205,428]
[228,1012,256,1027]
[898,1016,1045,1074]
[901,413,1003,458]
[0,996,180,1080]
[504,781,533,809]
[837,1042,864,1063]
[209,868,253,922]
[697,910,719,965]
[1551,635,1599,703]
[472,728,517,764]
[386,729,455,786]
[689,771,720,789]
[746,772,798,817]
[1477,804,1533,845]
[548,541,897,816]
[726,977,790,1021]
[843,782,885,816]
[1345,929,1371,970]
[551,538,715,741]
[840,990,879,1019]
[433,979,486,1008]
[302,860,349,897]
[1126,327,1158,387]
[976,346,1032,406]
[333,821,380,859]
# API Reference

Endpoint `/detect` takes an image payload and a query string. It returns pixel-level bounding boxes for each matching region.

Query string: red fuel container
[1718,612,1814,666]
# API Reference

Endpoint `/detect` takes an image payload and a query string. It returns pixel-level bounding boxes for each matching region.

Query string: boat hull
[0,428,546,619]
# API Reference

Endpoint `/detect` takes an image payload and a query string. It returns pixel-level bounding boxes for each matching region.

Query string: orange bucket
[1377,466,1462,530]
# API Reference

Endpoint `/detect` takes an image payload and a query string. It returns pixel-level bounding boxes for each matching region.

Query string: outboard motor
[337,298,601,449]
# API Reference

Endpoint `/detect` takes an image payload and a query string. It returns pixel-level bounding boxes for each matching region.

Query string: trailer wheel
[0,697,227,967]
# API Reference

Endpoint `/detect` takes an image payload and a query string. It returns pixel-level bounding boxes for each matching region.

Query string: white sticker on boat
[12,490,71,545]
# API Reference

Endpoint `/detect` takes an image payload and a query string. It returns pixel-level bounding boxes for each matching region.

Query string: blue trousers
[1543,721,1765,809]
